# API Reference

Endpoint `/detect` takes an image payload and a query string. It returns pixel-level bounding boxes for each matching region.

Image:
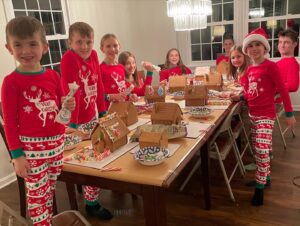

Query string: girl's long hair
[118,51,138,85]
[228,45,250,80]
[164,48,189,74]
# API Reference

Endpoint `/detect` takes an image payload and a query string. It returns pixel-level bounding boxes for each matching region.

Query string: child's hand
[160,80,168,86]
[13,156,30,178]
[62,97,76,111]
[230,94,240,102]
[129,94,138,102]
[142,61,154,72]
[286,116,296,129]
[109,93,126,102]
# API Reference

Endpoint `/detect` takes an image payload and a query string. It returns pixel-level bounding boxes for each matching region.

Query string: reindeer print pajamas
[1,68,66,225]
[240,59,293,185]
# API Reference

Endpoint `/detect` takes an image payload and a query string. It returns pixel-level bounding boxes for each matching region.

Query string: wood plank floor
[1,113,300,226]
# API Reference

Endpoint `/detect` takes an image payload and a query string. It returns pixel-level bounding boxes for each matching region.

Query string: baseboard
[0,173,16,189]
[293,105,300,111]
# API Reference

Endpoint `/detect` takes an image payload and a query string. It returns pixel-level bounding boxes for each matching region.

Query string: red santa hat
[242,28,270,54]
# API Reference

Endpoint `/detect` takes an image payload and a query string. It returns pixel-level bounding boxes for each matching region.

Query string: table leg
[200,142,211,210]
[65,183,78,210]
[142,186,166,226]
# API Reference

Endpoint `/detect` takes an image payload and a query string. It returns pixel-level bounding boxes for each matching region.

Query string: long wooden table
[58,106,230,226]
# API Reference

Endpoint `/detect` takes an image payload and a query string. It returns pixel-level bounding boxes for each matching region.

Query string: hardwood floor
[1,113,300,226]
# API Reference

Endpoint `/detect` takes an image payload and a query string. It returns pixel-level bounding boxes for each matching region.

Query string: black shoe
[245,180,271,187]
[85,204,113,220]
[251,188,264,206]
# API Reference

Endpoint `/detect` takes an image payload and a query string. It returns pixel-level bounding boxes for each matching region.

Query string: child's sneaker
[85,204,113,220]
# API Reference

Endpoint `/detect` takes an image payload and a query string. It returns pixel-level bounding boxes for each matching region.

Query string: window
[190,0,234,62]
[248,0,300,57]
[4,0,69,72]
[184,0,300,66]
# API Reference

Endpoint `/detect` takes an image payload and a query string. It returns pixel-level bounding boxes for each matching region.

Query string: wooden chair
[0,200,91,226]
[180,103,245,202]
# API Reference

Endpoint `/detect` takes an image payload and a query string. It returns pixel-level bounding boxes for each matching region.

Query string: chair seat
[52,211,91,226]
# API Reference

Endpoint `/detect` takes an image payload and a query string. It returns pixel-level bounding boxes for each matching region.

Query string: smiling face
[278,36,297,57]
[168,49,180,67]
[68,31,94,60]
[124,56,136,76]
[6,32,48,72]
[230,50,245,68]
[246,41,266,64]
[100,37,120,63]
[223,39,234,55]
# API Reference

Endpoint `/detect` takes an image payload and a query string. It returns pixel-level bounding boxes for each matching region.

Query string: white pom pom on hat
[242,28,270,54]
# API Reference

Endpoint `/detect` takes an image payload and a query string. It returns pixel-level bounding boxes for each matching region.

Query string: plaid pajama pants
[249,115,274,185]
[21,134,64,226]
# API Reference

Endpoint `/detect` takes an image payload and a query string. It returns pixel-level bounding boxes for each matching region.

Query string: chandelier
[167,0,212,31]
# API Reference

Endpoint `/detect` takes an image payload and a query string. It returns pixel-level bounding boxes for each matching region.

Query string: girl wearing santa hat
[231,28,296,206]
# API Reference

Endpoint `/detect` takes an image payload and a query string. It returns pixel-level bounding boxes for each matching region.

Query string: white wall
[67,0,177,66]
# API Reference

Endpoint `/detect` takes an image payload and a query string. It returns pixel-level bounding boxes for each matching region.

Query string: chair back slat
[0,201,29,226]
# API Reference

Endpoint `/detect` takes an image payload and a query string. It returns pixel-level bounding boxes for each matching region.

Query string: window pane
[249,0,260,9]
[53,12,66,34]
[202,44,211,60]
[223,0,233,2]
[212,0,221,3]
[212,4,222,22]
[201,27,211,43]
[224,3,233,21]
[212,26,224,42]
[28,11,41,21]
[274,19,286,38]
[268,40,272,55]
[14,11,27,17]
[51,0,62,10]
[207,15,211,23]
[191,45,201,61]
[275,0,287,16]
[12,0,25,9]
[262,0,273,17]
[212,43,222,60]
[41,12,54,35]
[288,0,300,15]
[273,40,280,57]
[53,64,61,73]
[191,30,201,44]
[39,0,50,10]
[26,0,38,10]
[261,21,272,39]
[249,22,260,32]
[49,40,61,63]
[41,52,51,65]
[224,24,233,37]
[60,39,68,56]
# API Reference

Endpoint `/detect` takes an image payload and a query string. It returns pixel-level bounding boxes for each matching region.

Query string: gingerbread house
[145,85,165,103]
[204,72,223,91]
[216,60,229,75]
[168,75,187,93]
[151,102,182,125]
[108,101,138,126]
[185,85,207,106]
[139,131,168,149]
[91,112,130,153]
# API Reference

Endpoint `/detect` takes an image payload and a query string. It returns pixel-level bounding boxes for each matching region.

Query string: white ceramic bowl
[134,147,169,166]
[190,107,213,118]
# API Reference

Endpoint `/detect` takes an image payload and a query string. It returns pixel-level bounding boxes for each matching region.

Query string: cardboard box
[108,101,138,126]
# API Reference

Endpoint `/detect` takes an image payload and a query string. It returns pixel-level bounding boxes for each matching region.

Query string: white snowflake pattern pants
[249,115,274,185]
[21,134,64,226]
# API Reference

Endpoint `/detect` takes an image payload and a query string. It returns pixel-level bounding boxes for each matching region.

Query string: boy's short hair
[69,22,94,39]
[278,29,298,43]
[100,33,118,47]
[223,32,234,42]
[6,16,46,44]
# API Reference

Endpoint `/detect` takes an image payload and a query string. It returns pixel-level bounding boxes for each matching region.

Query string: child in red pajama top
[216,33,235,65]
[232,28,296,206]
[60,22,112,220]
[276,29,300,103]
[99,34,138,110]
[118,51,154,96]
[1,16,75,226]
[159,48,192,83]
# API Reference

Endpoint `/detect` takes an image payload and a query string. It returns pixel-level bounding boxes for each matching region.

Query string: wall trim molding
[293,105,300,111]
[0,173,16,189]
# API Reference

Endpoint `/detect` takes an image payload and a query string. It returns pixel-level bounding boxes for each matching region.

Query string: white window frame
[178,0,300,68]
[3,0,70,70]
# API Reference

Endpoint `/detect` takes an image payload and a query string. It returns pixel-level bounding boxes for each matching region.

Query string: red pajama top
[216,54,229,65]
[60,50,106,126]
[240,59,293,118]
[1,68,65,156]
[159,66,192,82]
[276,57,299,92]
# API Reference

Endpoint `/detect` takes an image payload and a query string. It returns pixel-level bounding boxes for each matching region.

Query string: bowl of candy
[189,107,213,118]
[64,134,82,151]
[169,91,185,100]
[134,146,169,166]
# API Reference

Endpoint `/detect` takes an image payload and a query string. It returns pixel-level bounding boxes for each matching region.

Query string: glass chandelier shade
[167,0,212,31]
